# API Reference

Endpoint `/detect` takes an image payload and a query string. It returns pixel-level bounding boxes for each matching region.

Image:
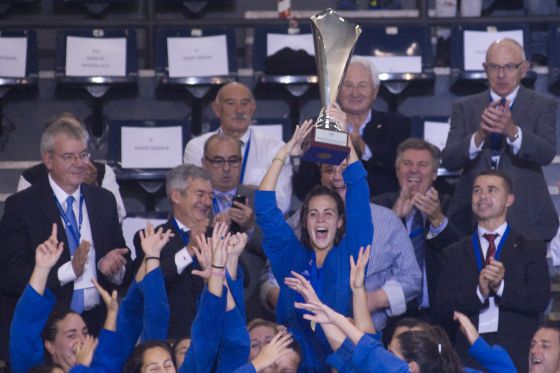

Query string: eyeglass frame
[484,61,525,74]
[204,156,242,168]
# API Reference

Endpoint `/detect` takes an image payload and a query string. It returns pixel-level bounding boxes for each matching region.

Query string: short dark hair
[299,185,346,250]
[124,340,175,373]
[397,330,463,373]
[474,169,513,194]
[395,138,441,170]
[536,321,560,343]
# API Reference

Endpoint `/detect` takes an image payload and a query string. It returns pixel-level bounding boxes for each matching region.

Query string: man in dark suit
[435,170,550,372]
[293,57,411,200]
[0,114,131,362]
[442,37,558,241]
[375,138,463,339]
[134,164,211,339]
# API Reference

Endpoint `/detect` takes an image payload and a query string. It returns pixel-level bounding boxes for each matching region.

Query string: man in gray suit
[442,37,558,241]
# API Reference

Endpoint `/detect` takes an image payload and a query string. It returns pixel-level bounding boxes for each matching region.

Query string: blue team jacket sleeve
[351,334,409,373]
[180,286,227,373]
[10,285,56,373]
[342,161,373,259]
[91,329,127,373]
[215,305,250,372]
[232,363,257,373]
[469,336,518,373]
[137,267,169,341]
[255,190,302,281]
[226,266,246,324]
[326,338,356,372]
[116,279,143,359]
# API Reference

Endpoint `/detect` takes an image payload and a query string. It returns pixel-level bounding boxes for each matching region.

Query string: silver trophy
[302,8,361,164]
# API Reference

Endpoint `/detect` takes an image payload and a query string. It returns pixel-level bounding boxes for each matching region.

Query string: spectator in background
[0,116,131,363]
[442,37,558,241]
[133,164,210,340]
[435,170,550,372]
[293,57,410,200]
[375,138,463,339]
[184,82,292,214]
[17,113,126,223]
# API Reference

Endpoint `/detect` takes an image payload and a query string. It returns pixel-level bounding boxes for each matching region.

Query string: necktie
[483,233,499,265]
[216,192,233,212]
[65,196,84,313]
[489,97,507,168]
[410,209,427,307]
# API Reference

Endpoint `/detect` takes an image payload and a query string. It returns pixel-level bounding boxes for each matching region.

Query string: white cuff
[175,247,193,275]
[382,280,406,317]
[361,144,373,161]
[496,280,505,297]
[505,127,522,154]
[469,133,484,160]
[58,260,77,286]
[476,286,487,303]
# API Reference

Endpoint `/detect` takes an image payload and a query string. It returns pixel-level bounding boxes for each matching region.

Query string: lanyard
[471,225,510,273]
[54,194,84,244]
[239,133,251,184]
[172,219,190,245]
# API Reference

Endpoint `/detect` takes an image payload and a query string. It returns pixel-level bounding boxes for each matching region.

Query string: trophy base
[302,127,350,165]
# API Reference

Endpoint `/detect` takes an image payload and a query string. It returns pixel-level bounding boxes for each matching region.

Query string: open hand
[350,245,371,291]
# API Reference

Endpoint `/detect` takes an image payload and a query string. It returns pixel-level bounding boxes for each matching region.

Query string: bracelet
[211,264,225,269]
[145,257,160,261]
[211,268,226,277]
[272,156,286,164]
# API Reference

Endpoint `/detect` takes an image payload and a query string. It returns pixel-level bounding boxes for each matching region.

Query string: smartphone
[230,195,247,234]
[233,194,247,205]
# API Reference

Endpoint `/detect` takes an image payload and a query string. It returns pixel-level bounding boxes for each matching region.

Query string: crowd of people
[0,36,559,372]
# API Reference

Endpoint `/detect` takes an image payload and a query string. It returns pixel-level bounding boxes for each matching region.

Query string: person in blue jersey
[255,106,373,371]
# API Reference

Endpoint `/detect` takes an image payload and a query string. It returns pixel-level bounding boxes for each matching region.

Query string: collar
[490,86,520,107]
[173,218,191,233]
[49,174,81,204]
[477,221,508,241]
[218,127,251,144]
[347,111,372,136]
[213,187,237,197]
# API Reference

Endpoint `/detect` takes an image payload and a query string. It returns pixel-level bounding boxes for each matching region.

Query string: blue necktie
[410,209,427,307]
[216,192,233,212]
[65,196,84,313]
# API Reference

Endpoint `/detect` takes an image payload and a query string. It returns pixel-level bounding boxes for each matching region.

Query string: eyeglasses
[205,157,242,168]
[485,62,524,74]
[52,151,90,163]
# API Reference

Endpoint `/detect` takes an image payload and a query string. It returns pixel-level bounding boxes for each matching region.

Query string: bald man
[183,82,292,213]
[442,38,558,241]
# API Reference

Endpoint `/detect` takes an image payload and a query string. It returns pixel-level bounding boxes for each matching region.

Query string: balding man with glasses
[442,37,558,241]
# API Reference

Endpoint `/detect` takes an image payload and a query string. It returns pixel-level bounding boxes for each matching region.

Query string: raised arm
[258,119,314,191]
[350,246,375,335]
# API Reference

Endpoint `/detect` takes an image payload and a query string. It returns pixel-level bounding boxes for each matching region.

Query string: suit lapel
[82,184,103,253]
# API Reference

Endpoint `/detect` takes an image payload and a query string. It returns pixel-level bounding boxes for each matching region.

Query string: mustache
[230,114,248,120]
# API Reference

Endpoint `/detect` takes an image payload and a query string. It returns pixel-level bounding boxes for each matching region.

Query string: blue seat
[253,23,317,127]
[55,28,138,139]
[353,24,434,111]
[0,0,36,15]
[59,0,133,16]
[155,26,237,135]
[0,29,37,140]
[449,24,535,94]
[548,24,560,94]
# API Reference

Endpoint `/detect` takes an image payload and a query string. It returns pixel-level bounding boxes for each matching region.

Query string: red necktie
[483,233,499,265]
